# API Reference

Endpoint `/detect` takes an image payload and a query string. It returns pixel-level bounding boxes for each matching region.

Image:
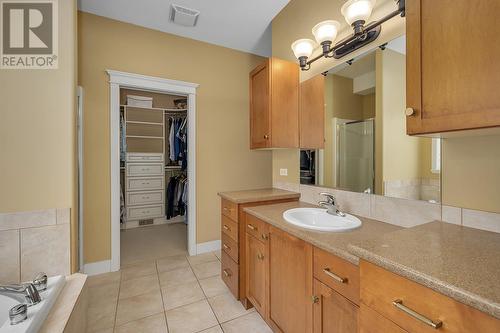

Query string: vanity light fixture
[291,0,405,70]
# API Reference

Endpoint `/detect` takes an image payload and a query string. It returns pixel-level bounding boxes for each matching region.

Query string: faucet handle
[319,192,335,203]
[32,273,47,291]
[23,283,41,305]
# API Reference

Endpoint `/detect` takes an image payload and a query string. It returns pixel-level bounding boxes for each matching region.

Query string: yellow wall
[0,0,77,267]
[442,136,500,213]
[0,1,76,213]
[377,49,420,182]
[78,12,272,263]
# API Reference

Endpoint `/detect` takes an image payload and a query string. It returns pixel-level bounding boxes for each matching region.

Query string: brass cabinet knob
[405,107,415,116]
[264,134,269,140]
[257,253,265,260]
[261,234,269,241]
[311,295,320,304]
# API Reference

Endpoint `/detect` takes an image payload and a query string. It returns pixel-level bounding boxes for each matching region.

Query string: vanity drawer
[127,163,164,176]
[221,251,239,299]
[314,247,359,304]
[221,215,238,242]
[221,199,238,222]
[126,153,164,162]
[360,260,500,333]
[245,214,269,242]
[126,177,164,191]
[222,232,239,263]
[126,204,164,220]
[126,190,163,206]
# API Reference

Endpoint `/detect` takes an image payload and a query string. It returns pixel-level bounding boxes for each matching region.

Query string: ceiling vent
[170,4,200,27]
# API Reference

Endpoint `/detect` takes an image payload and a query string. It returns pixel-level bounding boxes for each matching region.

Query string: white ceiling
[78,0,290,56]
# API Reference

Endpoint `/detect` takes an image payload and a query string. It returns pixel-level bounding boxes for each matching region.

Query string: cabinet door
[245,233,267,317]
[406,0,500,135]
[300,75,325,149]
[250,60,271,149]
[268,226,313,333]
[313,279,358,333]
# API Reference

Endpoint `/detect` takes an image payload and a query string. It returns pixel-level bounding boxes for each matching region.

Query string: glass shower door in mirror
[337,119,374,194]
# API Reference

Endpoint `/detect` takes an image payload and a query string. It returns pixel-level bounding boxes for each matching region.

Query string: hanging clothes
[166,173,187,219]
[169,118,176,162]
[120,112,127,161]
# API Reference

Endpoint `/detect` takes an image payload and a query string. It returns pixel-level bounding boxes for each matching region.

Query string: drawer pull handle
[261,234,269,240]
[223,269,232,277]
[392,299,442,329]
[247,224,257,231]
[223,243,230,251]
[223,225,230,231]
[323,268,347,284]
[257,253,264,260]
[223,207,232,212]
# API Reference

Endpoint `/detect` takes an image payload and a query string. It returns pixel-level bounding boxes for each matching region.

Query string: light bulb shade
[341,0,376,26]
[291,39,315,59]
[312,20,340,44]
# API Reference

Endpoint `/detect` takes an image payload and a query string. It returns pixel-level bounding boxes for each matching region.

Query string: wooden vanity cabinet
[300,74,325,149]
[406,0,500,135]
[245,227,268,318]
[313,279,358,333]
[268,226,313,333]
[359,260,500,333]
[219,196,298,308]
[249,57,299,149]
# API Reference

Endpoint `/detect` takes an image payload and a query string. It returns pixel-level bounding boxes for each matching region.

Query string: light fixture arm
[300,0,405,70]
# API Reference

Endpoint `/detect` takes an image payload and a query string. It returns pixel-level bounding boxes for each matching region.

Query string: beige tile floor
[120,223,188,266]
[87,249,273,332]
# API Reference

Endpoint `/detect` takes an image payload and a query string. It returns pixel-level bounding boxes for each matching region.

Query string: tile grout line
[155,259,170,333]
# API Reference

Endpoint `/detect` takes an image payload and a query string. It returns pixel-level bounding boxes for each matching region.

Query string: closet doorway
[108,70,199,272]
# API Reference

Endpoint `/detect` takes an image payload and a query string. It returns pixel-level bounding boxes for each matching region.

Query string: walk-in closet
[119,88,189,264]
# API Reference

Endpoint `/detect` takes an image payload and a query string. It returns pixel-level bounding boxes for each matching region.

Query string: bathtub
[0,276,65,332]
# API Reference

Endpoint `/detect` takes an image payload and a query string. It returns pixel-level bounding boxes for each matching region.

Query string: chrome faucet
[318,192,345,217]
[0,273,46,305]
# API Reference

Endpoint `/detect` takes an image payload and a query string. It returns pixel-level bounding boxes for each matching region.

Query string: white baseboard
[83,260,111,276]
[196,240,221,254]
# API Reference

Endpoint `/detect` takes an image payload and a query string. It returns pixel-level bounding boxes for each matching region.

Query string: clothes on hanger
[169,118,175,162]
[166,173,188,219]
[120,112,127,161]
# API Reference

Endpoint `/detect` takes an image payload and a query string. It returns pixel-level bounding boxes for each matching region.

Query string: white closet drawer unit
[126,177,164,191]
[126,153,164,163]
[127,163,163,176]
[126,190,164,206]
[127,205,164,220]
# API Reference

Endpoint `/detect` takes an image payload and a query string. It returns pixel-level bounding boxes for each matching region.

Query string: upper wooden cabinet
[249,57,299,149]
[300,75,325,149]
[406,0,500,135]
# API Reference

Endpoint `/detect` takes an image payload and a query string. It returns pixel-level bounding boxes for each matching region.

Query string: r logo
[1,0,57,69]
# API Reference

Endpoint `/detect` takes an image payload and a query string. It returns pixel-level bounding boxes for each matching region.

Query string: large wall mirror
[300,35,441,203]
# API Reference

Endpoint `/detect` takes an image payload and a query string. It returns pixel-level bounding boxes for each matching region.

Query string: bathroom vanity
[238,201,500,333]
[217,189,300,308]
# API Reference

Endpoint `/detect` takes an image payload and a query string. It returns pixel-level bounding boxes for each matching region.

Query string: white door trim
[107,70,199,272]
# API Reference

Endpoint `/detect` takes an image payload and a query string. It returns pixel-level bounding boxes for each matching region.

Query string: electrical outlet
[279,168,288,176]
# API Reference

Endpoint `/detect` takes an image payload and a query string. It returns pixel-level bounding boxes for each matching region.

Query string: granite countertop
[349,222,500,319]
[218,188,300,204]
[243,201,401,265]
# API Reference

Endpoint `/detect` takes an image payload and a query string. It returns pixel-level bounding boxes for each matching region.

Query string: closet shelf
[126,135,164,139]
[165,165,182,170]
[126,120,163,126]
[120,104,187,112]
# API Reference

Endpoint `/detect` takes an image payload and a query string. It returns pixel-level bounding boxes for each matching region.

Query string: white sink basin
[283,208,362,232]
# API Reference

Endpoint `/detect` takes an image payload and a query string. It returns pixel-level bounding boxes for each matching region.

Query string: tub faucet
[0,273,45,305]
[318,192,345,217]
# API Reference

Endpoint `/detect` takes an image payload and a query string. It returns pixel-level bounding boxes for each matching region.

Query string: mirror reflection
[300,35,441,203]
